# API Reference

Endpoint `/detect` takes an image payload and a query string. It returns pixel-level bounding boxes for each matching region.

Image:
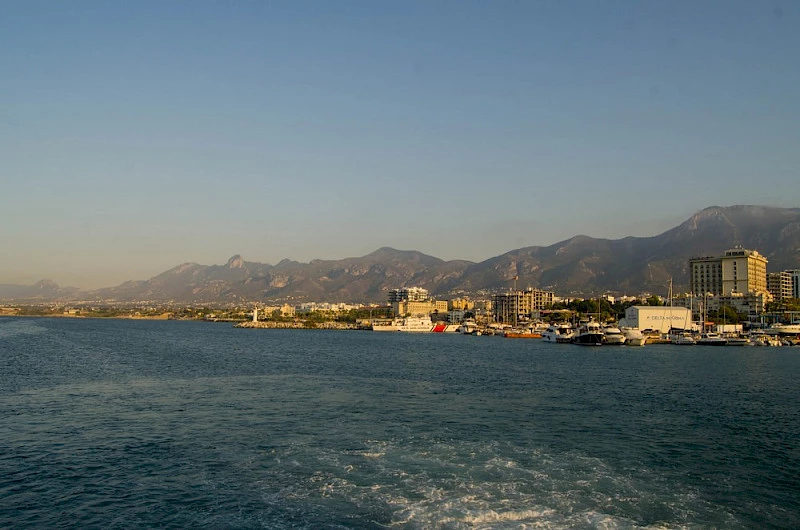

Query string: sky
[2,1,799,288]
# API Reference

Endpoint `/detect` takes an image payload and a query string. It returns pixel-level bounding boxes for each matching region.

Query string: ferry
[372,316,434,332]
[371,319,400,332]
[397,316,434,332]
[431,322,461,333]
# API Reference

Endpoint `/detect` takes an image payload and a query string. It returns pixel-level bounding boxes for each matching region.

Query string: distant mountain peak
[34,279,59,290]
[227,255,245,269]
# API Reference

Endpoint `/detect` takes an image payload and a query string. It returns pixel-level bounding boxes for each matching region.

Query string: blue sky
[2,1,798,288]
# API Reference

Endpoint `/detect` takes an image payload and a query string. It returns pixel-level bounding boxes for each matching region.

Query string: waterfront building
[491,288,554,324]
[690,247,768,297]
[618,306,696,334]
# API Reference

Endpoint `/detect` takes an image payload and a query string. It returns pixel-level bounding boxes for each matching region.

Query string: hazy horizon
[0,212,689,289]
[3,2,799,289]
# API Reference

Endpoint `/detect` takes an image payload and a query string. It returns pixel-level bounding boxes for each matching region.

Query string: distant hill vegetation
[2,205,799,303]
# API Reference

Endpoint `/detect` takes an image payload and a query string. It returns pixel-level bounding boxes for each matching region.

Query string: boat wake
[266,437,741,529]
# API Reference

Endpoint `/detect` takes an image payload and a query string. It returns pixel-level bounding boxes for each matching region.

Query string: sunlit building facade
[690,247,768,296]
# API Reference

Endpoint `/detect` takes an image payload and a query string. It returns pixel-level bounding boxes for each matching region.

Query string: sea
[1,317,798,529]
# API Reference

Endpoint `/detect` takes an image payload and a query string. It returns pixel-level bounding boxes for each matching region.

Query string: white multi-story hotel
[685,247,773,319]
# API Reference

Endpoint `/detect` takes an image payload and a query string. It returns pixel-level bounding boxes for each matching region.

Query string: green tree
[646,295,663,306]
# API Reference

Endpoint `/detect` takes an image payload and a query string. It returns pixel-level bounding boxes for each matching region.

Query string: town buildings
[388,287,429,303]
[245,246,792,325]
[768,271,794,301]
[687,247,773,319]
[387,287,447,316]
[491,287,555,324]
[794,270,800,299]
[689,247,769,297]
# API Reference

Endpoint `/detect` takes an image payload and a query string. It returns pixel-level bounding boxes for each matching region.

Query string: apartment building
[491,288,554,324]
[388,287,429,303]
[768,271,793,301]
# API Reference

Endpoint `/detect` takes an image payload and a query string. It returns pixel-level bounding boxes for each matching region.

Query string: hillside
[2,205,798,303]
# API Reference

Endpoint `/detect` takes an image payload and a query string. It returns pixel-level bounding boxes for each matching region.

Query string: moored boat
[723,335,749,346]
[621,327,647,346]
[431,322,448,332]
[670,331,696,345]
[504,327,542,338]
[457,319,479,335]
[602,325,626,345]
[573,320,604,346]
[372,319,400,332]
[542,322,575,343]
[397,316,434,332]
[767,322,800,335]
[696,332,728,346]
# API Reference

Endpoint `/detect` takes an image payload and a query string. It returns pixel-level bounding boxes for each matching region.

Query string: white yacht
[696,332,728,346]
[621,327,647,346]
[767,322,800,335]
[602,325,626,345]
[542,322,575,343]
[457,319,479,335]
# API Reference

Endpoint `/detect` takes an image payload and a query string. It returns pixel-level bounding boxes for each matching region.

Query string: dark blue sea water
[1,317,799,529]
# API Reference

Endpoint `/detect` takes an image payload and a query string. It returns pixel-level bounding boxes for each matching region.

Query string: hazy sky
[2,1,799,288]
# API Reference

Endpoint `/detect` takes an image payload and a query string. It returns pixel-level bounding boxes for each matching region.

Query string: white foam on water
[287,437,744,529]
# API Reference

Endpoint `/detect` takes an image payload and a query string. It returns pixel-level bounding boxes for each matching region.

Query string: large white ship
[397,316,434,332]
[371,319,400,332]
[372,316,435,332]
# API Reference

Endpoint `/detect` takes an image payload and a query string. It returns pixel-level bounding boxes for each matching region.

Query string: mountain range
[2,205,799,304]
